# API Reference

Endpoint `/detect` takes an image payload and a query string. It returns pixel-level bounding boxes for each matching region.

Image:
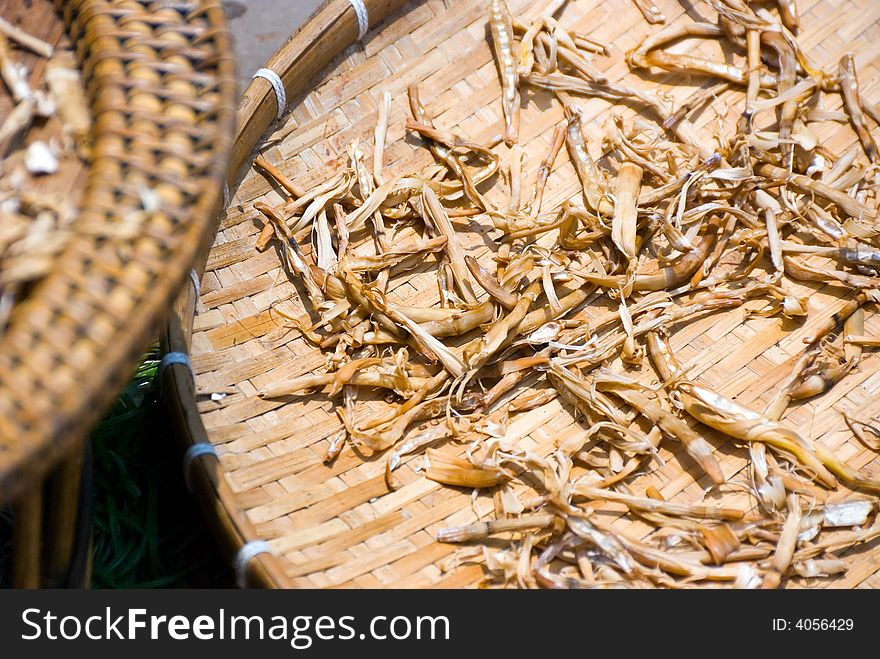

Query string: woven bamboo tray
[163,0,880,588]
[0,0,236,586]
[0,0,235,500]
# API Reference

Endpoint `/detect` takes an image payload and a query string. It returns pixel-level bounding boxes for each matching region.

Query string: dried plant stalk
[611,162,644,267]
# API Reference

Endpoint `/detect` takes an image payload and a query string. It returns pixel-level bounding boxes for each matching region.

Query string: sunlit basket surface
[169,0,880,588]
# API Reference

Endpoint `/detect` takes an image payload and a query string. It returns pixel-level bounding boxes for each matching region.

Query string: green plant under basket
[90,351,230,588]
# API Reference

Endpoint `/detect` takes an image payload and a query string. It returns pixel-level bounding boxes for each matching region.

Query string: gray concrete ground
[223,0,325,93]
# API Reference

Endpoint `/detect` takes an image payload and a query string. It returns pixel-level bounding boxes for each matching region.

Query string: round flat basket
[0,0,236,586]
[164,0,880,589]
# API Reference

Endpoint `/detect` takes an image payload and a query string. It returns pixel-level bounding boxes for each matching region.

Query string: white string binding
[348,0,369,40]
[234,540,272,588]
[160,351,191,374]
[222,182,230,208]
[189,268,201,294]
[182,442,218,491]
[252,67,286,120]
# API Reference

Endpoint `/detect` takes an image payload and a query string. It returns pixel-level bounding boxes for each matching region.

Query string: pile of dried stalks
[251,0,880,588]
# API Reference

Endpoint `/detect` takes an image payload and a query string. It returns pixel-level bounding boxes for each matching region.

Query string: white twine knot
[182,442,218,491]
[348,0,369,40]
[253,67,286,120]
[234,540,272,588]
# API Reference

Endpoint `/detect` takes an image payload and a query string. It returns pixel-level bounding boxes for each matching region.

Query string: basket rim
[0,0,238,505]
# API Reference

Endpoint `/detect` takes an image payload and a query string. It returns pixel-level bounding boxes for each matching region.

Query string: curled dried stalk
[594,372,724,484]
[254,202,325,307]
[260,368,429,399]
[576,215,723,292]
[438,513,556,543]
[784,256,880,290]
[488,0,520,145]
[407,84,496,209]
[628,22,777,87]
[346,236,448,272]
[764,302,862,419]
[843,411,880,451]
[838,54,878,163]
[787,346,854,402]
[631,0,665,24]
[532,122,566,216]
[463,282,541,372]
[421,185,478,304]
[373,91,392,184]
[647,331,837,488]
[665,82,729,130]
[465,255,518,309]
[562,102,611,215]
[650,332,880,494]
[573,485,743,520]
[757,163,877,222]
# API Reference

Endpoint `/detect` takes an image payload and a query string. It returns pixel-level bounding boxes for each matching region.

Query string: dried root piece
[762,494,801,589]
[425,449,512,489]
[438,513,556,543]
[610,162,643,271]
